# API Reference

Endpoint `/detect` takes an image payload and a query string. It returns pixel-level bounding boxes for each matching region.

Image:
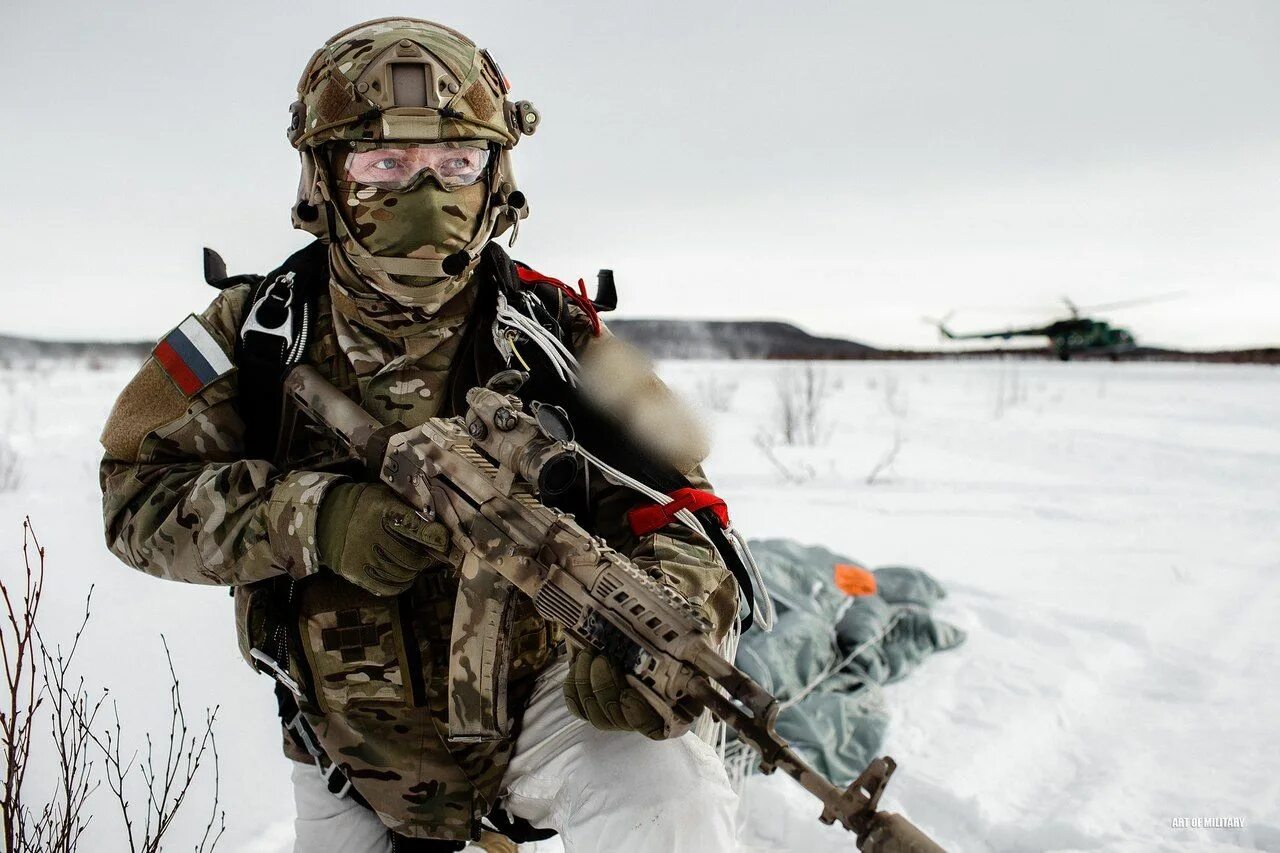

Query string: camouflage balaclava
[288,18,540,332]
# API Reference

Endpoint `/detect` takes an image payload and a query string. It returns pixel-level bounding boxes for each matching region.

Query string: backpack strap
[208,241,352,804]
[234,240,329,461]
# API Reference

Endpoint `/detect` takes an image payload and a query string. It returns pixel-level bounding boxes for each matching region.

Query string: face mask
[323,144,493,326]
[332,146,490,261]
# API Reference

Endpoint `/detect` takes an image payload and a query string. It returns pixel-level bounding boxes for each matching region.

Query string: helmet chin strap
[312,152,518,286]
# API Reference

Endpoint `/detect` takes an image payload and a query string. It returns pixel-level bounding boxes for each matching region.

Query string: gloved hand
[317,482,450,596]
[563,648,666,740]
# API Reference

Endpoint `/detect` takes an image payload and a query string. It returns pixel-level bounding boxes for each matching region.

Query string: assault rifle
[283,364,944,852]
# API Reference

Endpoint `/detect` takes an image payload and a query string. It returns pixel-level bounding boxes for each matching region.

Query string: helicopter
[932,295,1178,361]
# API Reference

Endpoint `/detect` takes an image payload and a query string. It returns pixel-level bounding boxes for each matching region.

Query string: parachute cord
[572,444,712,548]
[495,307,571,381]
[494,291,580,384]
[727,529,775,633]
[778,608,908,711]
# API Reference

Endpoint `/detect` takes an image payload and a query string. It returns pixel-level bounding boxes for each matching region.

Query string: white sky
[1,0,1277,349]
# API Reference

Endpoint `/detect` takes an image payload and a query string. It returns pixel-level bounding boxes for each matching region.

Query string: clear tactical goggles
[339,141,491,192]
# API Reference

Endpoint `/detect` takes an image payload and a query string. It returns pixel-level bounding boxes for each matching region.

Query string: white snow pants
[292,660,740,853]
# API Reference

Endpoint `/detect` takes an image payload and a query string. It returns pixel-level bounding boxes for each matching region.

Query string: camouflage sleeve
[568,308,739,640]
[99,285,346,586]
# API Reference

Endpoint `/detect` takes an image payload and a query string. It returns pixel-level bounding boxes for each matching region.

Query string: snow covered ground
[1,358,1276,852]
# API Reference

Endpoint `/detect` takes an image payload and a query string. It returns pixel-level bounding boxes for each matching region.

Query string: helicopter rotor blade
[1073,292,1185,314]
[922,312,957,339]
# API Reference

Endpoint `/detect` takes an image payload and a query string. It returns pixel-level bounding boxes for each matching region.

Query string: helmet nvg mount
[288,17,539,275]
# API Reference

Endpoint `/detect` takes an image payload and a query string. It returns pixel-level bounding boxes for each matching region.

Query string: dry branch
[2,518,226,853]
[1,518,46,853]
[85,639,225,853]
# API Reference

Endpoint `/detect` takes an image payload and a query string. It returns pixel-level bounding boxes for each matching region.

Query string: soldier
[99,17,742,853]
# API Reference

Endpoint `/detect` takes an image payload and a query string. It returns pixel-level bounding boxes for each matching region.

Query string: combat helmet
[288,17,539,280]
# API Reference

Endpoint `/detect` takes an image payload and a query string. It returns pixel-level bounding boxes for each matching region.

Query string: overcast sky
[2,0,1277,349]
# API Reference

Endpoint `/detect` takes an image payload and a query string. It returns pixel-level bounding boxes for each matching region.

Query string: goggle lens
[341,143,490,191]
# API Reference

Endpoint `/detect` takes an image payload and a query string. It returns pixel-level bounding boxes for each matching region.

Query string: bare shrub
[2,518,101,853]
[1,518,225,853]
[33,591,101,853]
[88,640,225,853]
[992,366,1025,418]
[752,431,816,485]
[881,373,908,419]
[865,428,904,485]
[695,375,738,413]
[772,364,832,446]
[2,519,46,852]
[0,439,21,493]
[865,372,908,486]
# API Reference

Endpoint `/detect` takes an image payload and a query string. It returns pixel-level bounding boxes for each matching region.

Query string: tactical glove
[563,648,666,740]
[317,482,450,596]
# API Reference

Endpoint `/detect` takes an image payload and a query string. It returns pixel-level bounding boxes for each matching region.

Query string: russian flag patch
[153,315,234,396]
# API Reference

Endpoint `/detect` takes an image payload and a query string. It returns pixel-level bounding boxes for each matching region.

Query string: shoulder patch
[153,315,234,395]
[99,358,191,460]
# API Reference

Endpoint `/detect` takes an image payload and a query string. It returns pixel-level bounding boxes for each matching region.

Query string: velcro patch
[462,81,496,120]
[153,315,233,396]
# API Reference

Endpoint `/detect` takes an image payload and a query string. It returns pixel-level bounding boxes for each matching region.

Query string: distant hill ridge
[602,320,1278,363]
[0,323,1275,364]
[0,334,148,360]
[604,319,878,359]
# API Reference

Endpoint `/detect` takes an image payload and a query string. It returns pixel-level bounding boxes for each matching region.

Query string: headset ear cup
[292,151,332,238]
[489,149,527,242]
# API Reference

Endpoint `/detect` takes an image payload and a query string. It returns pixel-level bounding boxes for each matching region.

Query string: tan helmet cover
[288,17,538,256]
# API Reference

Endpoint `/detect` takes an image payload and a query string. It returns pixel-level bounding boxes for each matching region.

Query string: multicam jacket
[98,248,738,842]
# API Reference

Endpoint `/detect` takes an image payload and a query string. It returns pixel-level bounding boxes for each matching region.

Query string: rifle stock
[283,364,945,852]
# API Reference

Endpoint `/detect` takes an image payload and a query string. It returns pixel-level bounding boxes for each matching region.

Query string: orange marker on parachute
[834,562,877,597]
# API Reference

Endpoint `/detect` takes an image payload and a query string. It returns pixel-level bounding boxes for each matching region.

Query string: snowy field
[1,358,1277,852]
